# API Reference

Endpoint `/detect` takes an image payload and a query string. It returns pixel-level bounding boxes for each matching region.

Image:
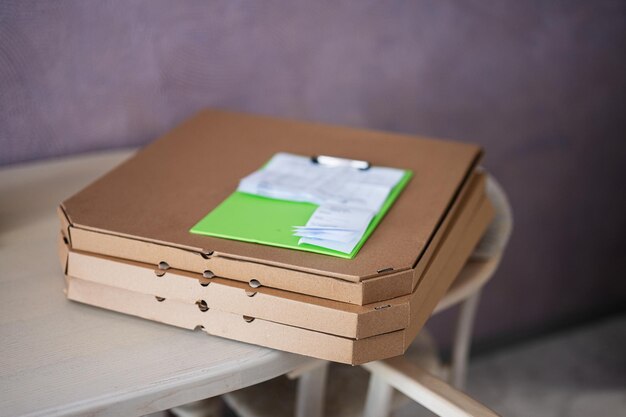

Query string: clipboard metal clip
[311,155,370,170]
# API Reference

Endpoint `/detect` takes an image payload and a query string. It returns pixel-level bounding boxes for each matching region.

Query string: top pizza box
[60,109,482,305]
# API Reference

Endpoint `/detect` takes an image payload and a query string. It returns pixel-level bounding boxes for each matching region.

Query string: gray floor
[396,314,626,417]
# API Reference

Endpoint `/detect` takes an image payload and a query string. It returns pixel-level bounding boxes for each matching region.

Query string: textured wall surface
[1,1,625,346]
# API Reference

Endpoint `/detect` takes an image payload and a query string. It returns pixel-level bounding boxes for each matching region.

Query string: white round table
[0,150,314,417]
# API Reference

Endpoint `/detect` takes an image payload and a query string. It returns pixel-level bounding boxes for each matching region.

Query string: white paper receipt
[238,153,405,254]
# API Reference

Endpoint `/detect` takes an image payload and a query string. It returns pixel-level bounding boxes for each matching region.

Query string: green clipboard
[190,169,412,259]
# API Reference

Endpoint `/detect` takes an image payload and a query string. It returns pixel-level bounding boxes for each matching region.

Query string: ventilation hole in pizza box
[245,290,257,297]
[200,249,214,259]
[374,304,391,311]
[199,279,210,287]
[249,279,261,288]
[62,236,69,245]
[196,300,209,312]
[203,270,215,279]
[158,261,170,270]
[193,325,205,331]
[376,267,394,274]
[243,315,255,323]
[154,269,166,277]
[155,296,166,302]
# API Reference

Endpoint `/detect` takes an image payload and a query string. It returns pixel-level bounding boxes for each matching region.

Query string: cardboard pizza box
[59,109,482,305]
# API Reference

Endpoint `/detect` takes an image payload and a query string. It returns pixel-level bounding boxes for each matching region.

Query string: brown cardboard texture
[65,276,404,364]
[64,196,492,364]
[60,109,482,290]
[404,196,495,344]
[63,168,483,306]
[58,232,69,274]
[65,172,486,339]
[57,205,71,246]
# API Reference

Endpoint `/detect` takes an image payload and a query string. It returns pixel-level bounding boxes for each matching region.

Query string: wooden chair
[219,174,512,417]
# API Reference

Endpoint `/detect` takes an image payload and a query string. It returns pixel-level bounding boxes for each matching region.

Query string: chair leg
[450,290,481,390]
[364,358,500,417]
[294,361,329,417]
[363,373,395,417]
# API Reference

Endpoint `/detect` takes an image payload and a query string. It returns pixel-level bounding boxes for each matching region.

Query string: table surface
[0,150,313,417]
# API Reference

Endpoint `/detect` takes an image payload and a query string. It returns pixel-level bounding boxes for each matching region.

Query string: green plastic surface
[190,170,412,259]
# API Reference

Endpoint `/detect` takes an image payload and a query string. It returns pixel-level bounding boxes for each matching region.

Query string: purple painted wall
[1,1,625,347]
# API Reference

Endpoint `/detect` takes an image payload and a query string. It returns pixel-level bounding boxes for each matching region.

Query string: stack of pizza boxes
[57,110,493,365]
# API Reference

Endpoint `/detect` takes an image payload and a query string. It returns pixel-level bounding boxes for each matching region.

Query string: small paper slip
[299,234,363,254]
[237,153,405,253]
[299,205,375,231]
[293,229,357,243]
[292,205,374,252]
